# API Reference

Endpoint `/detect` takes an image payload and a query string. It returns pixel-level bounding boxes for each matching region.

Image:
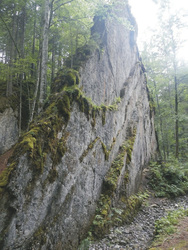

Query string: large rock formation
[0,106,18,155]
[0,2,157,249]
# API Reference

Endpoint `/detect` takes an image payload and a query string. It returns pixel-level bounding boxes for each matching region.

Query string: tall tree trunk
[31,2,37,79]
[175,75,179,158]
[18,4,26,134]
[19,77,22,136]
[29,58,41,124]
[51,43,55,82]
[38,0,50,111]
[69,24,74,68]
[153,80,166,160]
[5,7,16,96]
[58,47,62,70]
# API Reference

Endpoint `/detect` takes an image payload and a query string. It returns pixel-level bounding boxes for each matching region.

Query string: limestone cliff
[0,2,157,249]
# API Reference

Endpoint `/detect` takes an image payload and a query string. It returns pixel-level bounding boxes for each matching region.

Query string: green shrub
[150,208,188,248]
[154,208,188,238]
[149,160,188,197]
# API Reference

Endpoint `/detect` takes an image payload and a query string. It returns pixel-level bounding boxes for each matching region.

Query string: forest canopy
[0,0,117,128]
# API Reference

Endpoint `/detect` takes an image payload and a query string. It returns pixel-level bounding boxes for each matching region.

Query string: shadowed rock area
[0,1,157,249]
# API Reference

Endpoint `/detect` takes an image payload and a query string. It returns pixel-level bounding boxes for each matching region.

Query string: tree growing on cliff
[0,0,107,127]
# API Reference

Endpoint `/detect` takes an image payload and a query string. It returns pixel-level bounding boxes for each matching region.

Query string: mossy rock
[0,162,17,188]
[48,169,58,183]
[51,68,79,93]
[65,44,96,70]
[89,131,137,239]
[56,94,71,123]
[0,91,71,187]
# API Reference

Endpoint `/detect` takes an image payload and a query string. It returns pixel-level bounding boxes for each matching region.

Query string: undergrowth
[149,160,188,198]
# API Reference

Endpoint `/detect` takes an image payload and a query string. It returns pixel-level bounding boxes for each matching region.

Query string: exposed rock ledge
[0,2,157,249]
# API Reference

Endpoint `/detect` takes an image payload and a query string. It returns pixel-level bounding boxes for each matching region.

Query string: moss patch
[79,137,100,163]
[51,68,79,93]
[56,94,71,123]
[32,225,47,246]
[0,91,71,190]
[90,131,137,238]
[90,192,146,239]
[0,162,17,188]
[101,142,110,161]
[0,81,123,192]
[0,82,122,192]
[104,132,136,192]
[79,136,113,163]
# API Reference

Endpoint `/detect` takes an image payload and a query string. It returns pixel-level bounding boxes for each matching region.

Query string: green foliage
[141,4,188,161]
[78,238,91,250]
[94,0,134,30]
[0,95,19,113]
[149,160,188,197]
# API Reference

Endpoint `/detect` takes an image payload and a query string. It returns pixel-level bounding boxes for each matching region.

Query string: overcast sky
[129,0,188,62]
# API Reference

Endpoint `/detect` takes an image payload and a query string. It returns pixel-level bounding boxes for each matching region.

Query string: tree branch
[53,0,74,12]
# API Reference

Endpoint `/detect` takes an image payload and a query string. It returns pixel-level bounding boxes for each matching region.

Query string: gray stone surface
[0,2,157,250]
[0,108,18,154]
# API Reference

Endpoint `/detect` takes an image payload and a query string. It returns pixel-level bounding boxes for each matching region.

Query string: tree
[141,0,188,160]
[0,0,119,128]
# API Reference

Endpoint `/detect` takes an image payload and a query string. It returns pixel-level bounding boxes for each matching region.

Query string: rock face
[0,108,18,155]
[0,2,157,250]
